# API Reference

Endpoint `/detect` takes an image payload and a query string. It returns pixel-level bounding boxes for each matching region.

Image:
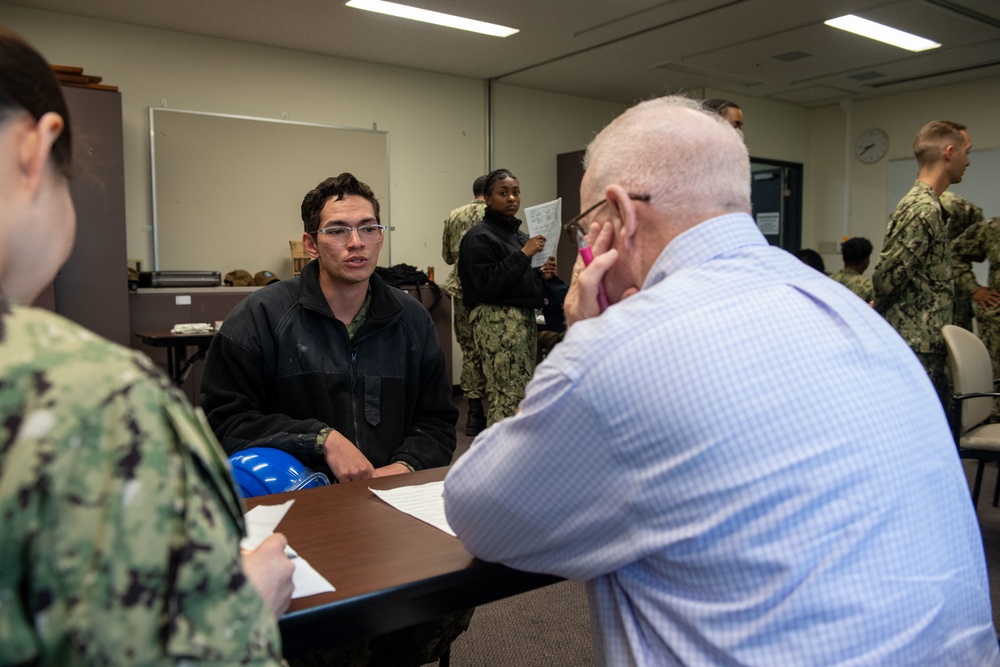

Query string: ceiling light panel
[824,14,941,52]
[345,0,518,38]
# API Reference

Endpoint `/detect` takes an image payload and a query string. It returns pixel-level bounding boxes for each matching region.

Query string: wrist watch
[314,427,331,453]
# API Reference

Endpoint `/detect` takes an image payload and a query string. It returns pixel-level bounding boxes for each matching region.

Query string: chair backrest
[942,324,994,432]
[290,239,311,277]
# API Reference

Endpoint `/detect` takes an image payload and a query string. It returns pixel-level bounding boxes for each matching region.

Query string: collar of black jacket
[297,259,402,333]
[483,206,523,232]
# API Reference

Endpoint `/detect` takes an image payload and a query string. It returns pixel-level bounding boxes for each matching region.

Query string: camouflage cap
[224,269,253,286]
[253,270,279,286]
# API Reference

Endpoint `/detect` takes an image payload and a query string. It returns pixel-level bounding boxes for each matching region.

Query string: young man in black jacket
[201,172,458,484]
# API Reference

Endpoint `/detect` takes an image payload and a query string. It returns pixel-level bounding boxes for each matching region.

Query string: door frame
[750,156,804,253]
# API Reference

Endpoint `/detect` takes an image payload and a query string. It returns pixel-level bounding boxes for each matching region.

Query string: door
[750,158,803,253]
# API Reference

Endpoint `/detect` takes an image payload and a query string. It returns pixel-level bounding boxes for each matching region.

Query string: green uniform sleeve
[0,306,282,666]
[951,221,988,297]
[872,213,932,314]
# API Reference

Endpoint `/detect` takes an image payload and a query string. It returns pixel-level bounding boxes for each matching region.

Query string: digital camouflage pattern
[952,216,1000,416]
[873,180,954,354]
[942,190,985,241]
[0,299,282,666]
[452,296,485,399]
[442,200,488,398]
[953,216,1000,320]
[942,191,985,330]
[441,200,487,297]
[829,269,874,303]
[470,303,536,426]
[873,180,953,401]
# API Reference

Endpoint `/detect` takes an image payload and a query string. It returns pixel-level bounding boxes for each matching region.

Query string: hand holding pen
[565,222,618,327]
[577,230,609,312]
[241,532,295,618]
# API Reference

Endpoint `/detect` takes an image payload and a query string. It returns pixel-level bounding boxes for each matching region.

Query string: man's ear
[20,112,64,194]
[605,184,639,251]
[302,231,320,259]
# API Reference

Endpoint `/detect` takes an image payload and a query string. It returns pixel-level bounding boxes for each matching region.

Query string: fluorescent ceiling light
[824,14,940,52]
[346,0,519,38]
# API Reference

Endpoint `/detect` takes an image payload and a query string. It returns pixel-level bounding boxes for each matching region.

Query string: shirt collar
[347,286,373,339]
[643,213,766,290]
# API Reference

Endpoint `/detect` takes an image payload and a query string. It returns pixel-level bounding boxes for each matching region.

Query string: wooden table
[246,467,562,657]
[134,330,215,385]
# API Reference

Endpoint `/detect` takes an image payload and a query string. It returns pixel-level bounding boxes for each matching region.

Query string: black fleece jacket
[199,260,457,480]
[458,208,545,309]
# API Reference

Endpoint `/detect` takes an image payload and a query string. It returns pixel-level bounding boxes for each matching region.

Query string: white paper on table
[370,481,456,537]
[523,198,562,268]
[243,500,336,598]
[243,499,295,548]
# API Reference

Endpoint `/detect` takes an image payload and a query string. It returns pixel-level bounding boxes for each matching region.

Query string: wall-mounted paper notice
[755,211,781,236]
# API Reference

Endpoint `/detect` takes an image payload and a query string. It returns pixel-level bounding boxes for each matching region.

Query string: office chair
[942,324,1000,507]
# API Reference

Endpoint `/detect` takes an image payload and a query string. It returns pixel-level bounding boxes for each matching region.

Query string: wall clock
[855,128,889,164]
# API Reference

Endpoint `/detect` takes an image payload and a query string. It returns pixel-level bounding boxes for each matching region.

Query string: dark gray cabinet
[49,85,129,346]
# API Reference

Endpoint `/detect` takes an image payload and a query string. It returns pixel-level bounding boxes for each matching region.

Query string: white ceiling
[10,0,1000,107]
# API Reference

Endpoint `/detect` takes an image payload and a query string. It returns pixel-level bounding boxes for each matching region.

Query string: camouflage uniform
[952,216,1000,416]
[829,269,874,303]
[441,199,487,399]
[941,191,985,330]
[470,303,537,426]
[872,180,953,404]
[0,298,282,666]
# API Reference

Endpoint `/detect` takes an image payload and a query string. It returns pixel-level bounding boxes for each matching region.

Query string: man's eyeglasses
[311,224,386,245]
[563,194,651,233]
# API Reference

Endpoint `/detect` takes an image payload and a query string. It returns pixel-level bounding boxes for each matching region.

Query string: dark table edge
[279,560,562,656]
[134,331,216,346]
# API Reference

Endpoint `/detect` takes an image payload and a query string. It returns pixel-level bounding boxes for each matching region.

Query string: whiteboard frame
[149,107,390,272]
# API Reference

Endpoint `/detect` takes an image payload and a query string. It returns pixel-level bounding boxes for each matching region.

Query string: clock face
[856,129,889,164]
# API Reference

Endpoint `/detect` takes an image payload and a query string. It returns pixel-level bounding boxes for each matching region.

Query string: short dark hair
[472,175,488,197]
[795,248,825,273]
[703,98,740,116]
[484,169,517,197]
[913,120,966,166]
[841,237,873,264]
[0,27,72,177]
[301,172,380,234]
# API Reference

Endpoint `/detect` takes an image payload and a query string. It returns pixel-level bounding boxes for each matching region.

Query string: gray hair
[583,95,751,221]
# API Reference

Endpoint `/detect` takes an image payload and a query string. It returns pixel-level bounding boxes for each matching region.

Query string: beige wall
[1,4,486,281]
[490,83,626,211]
[0,4,630,383]
[807,78,1000,270]
[701,89,813,166]
[4,3,999,382]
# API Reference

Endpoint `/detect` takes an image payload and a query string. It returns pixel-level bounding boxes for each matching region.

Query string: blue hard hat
[228,447,330,498]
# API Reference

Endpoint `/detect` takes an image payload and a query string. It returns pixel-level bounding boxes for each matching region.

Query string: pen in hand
[577,230,609,313]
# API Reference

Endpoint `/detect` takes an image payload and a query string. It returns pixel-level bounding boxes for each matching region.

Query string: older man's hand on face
[566,221,630,327]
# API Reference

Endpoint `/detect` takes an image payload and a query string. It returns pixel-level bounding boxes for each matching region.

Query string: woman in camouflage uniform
[0,28,291,665]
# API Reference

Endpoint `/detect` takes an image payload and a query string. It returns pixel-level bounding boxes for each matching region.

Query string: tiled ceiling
[7,0,1000,107]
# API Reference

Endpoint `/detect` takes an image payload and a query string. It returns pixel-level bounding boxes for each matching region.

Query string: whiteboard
[150,108,389,277]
